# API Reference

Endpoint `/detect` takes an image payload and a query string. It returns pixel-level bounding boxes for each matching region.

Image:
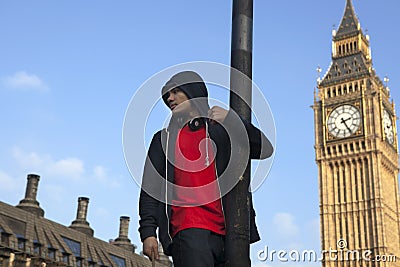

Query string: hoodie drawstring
[205,120,210,167]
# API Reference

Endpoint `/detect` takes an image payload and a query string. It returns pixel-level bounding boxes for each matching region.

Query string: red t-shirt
[170,125,226,237]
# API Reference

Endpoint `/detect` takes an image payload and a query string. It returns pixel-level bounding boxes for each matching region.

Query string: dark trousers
[171,228,225,267]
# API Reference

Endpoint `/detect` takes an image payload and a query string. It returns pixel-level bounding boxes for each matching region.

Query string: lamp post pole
[226,0,253,266]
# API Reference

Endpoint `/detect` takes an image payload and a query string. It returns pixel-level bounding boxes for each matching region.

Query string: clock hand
[344,123,352,132]
[341,117,351,123]
[340,117,352,132]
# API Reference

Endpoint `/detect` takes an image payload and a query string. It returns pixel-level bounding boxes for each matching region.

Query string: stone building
[0,174,171,267]
[314,0,400,266]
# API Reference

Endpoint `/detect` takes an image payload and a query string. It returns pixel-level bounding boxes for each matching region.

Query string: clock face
[327,104,361,138]
[383,110,394,144]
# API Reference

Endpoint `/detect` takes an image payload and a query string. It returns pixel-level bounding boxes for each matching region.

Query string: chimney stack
[17,174,44,217]
[113,216,135,252]
[69,197,94,236]
[118,216,130,239]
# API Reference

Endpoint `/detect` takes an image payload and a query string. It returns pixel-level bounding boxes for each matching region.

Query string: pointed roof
[335,0,361,39]
[319,50,371,87]
[319,0,374,87]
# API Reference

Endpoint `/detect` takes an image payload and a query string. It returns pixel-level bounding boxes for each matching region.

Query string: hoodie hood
[161,71,210,117]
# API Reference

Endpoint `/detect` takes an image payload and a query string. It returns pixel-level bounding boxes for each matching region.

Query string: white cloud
[93,207,110,220]
[1,71,48,91]
[0,171,17,191]
[42,184,67,204]
[93,165,120,188]
[273,212,299,238]
[12,147,84,181]
[11,147,119,187]
[12,148,48,169]
[47,158,84,180]
[306,218,320,242]
[93,165,108,183]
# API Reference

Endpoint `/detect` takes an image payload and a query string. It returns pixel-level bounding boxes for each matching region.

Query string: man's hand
[143,236,159,261]
[208,106,228,123]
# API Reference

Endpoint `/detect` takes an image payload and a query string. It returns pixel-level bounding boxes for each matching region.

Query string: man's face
[166,88,191,114]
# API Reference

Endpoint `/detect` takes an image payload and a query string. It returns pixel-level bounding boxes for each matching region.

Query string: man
[139,71,273,266]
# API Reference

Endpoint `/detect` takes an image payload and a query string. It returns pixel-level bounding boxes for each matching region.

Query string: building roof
[0,174,171,267]
[334,0,361,40]
[0,201,167,267]
[319,52,371,87]
[319,0,375,87]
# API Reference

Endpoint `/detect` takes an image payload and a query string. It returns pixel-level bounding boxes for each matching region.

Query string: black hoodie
[139,71,273,255]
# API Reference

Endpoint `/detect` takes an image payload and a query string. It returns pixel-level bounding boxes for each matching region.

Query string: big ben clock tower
[313,0,400,266]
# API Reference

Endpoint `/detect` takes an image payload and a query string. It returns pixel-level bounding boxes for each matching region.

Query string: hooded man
[139,71,273,266]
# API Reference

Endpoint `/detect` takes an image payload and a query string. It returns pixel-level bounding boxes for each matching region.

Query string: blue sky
[1,1,399,266]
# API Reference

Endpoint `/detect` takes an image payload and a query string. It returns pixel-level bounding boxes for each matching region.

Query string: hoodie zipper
[215,160,227,229]
[206,125,227,230]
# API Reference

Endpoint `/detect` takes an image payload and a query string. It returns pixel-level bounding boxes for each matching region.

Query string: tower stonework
[313,0,400,266]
